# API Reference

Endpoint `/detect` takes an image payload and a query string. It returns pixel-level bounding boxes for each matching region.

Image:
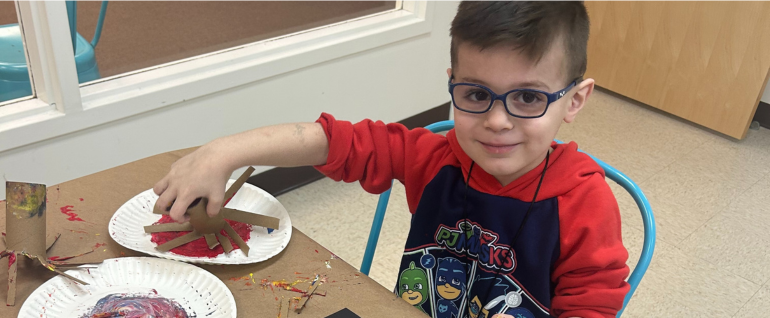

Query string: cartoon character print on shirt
[398,261,428,312]
[435,257,465,318]
[468,295,483,318]
[466,276,536,318]
[502,307,535,318]
[480,291,535,318]
[435,221,516,274]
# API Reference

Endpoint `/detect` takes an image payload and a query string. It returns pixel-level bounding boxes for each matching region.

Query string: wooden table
[0,148,424,317]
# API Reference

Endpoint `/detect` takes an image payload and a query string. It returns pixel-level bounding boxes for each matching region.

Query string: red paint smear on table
[93,242,107,249]
[47,249,94,262]
[60,205,85,222]
[150,215,252,258]
[79,198,84,201]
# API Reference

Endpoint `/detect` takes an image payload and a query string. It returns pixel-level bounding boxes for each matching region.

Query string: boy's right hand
[152,121,329,223]
[153,143,232,223]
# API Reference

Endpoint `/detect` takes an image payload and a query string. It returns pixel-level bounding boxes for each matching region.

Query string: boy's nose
[484,100,514,132]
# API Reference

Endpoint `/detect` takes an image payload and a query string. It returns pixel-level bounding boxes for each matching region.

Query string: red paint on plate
[150,215,252,258]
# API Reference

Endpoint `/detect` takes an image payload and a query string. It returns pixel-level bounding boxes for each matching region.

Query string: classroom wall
[0,2,459,200]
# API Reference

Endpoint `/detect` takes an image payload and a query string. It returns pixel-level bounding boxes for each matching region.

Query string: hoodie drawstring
[460,151,551,313]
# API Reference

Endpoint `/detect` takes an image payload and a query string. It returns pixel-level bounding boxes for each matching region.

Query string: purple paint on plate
[81,293,191,318]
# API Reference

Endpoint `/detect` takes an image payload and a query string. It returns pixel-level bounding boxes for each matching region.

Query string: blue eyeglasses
[448,75,578,118]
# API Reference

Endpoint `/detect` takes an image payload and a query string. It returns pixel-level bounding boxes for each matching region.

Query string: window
[73,1,397,81]
[0,1,432,153]
[0,1,33,104]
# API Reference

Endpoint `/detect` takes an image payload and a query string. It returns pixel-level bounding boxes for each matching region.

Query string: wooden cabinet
[585,1,770,139]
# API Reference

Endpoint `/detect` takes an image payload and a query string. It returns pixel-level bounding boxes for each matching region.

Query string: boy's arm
[551,173,630,318]
[314,113,446,201]
[154,122,329,222]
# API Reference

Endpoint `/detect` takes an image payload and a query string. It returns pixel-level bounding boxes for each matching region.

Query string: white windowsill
[0,3,433,153]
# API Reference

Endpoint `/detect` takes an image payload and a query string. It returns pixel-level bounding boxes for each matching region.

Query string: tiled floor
[277,89,770,317]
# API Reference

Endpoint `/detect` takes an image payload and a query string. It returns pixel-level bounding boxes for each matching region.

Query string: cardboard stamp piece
[145,167,281,256]
[3,182,90,306]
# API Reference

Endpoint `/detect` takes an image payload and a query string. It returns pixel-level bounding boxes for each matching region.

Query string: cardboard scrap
[223,167,255,203]
[221,208,280,229]
[47,248,95,263]
[156,231,201,252]
[4,249,91,306]
[54,263,100,270]
[204,233,219,249]
[215,232,233,253]
[143,222,193,233]
[34,254,88,285]
[46,233,62,251]
[279,297,291,318]
[295,282,320,313]
[6,253,17,306]
[223,222,249,256]
[152,204,169,215]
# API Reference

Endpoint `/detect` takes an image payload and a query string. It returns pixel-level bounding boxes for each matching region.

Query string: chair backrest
[359,120,656,317]
[65,1,109,52]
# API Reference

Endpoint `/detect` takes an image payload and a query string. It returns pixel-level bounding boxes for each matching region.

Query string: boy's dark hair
[450,1,589,83]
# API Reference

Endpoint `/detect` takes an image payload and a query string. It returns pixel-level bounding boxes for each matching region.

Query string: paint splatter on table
[60,205,85,222]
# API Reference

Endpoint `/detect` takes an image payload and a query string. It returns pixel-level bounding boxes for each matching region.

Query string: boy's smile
[479,141,520,154]
[449,41,593,186]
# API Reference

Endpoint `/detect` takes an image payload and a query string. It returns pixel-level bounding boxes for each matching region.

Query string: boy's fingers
[206,196,223,218]
[169,195,194,223]
[206,188,225,217]
[491,315,514,318]
[155,189,176,214]
[153,177,169,196]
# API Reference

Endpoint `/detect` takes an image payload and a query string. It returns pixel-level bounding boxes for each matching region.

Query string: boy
[153,2,630,317]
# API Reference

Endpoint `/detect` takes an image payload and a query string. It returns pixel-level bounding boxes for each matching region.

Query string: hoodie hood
[446,129,604,201]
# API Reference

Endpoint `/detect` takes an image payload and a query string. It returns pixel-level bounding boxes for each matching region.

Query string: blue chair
[0,1,108,102]
[359,120,656,317]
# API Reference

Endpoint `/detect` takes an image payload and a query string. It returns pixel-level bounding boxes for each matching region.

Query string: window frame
[0,1,433,152]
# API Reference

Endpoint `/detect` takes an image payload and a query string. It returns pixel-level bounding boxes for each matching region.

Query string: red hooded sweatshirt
[314,113,630,318]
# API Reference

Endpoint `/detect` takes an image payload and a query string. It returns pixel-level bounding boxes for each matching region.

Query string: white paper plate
[19,257,236,318]
[109,180,292,264]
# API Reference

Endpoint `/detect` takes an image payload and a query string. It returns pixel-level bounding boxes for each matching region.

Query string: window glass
[71,1,397,82]
[0,1,34,104]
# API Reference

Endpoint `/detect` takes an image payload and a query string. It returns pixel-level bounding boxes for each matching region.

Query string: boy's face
[448,41,594,186]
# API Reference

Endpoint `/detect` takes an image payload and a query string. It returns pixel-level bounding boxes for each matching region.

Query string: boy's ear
[446,68,452,78]
[563,78,595,123]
